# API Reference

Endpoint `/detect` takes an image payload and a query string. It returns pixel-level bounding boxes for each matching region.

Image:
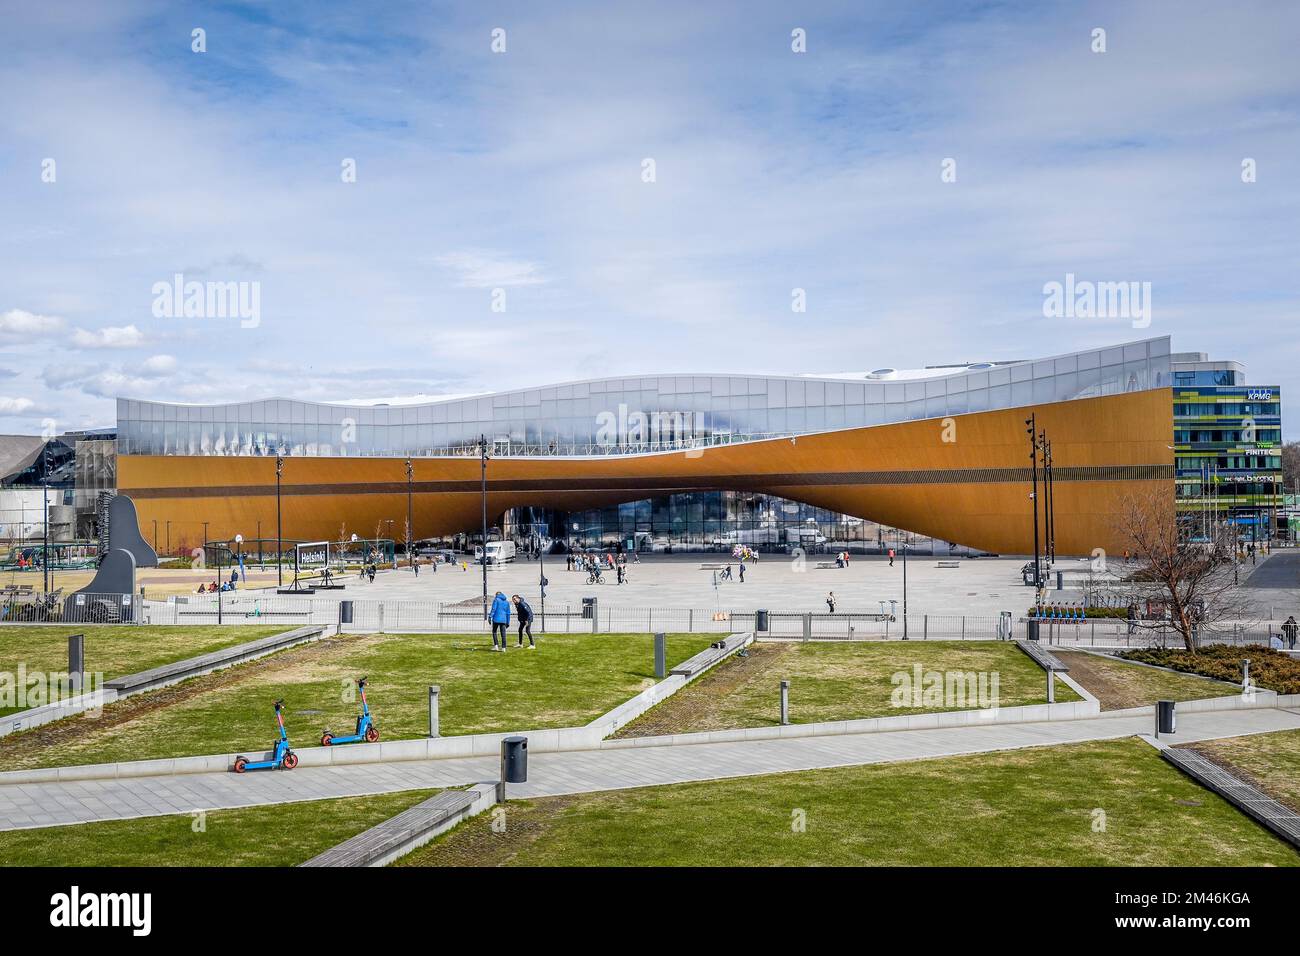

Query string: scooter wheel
[364,725,379,743]
[233,757,248,774]
[320,733,333,746]
[283,752,299,770]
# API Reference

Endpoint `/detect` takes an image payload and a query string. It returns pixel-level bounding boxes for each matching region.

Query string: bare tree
[1111,486,1254,653]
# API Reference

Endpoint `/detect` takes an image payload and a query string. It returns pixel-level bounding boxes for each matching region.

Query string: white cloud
[140,354,178,375]
[72,324,145,349]
[432,250,548,289]
[0,397,36,415]
[0,309,65,339]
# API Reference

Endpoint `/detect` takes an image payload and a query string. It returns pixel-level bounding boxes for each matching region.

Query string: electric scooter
[233,699,299,772]
[320,676,380,746]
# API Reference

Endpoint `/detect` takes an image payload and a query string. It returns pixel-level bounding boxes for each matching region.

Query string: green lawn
[0,632,714,771]
[1187,729,1300,812]
[616,640,1079,737]
[0,789,440,867]
[1054,649,1239,711]
[398,738,1299,867]
[0,625,288,717]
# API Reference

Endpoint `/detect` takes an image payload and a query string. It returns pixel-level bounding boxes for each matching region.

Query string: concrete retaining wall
[599,697,1101,750]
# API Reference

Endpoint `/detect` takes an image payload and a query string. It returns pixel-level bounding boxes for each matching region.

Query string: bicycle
[587,569,605,585]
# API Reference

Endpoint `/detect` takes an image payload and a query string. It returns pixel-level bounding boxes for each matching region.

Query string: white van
[475,540,517,565]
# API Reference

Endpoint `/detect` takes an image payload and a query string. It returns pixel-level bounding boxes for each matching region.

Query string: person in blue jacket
[490,591,511,651]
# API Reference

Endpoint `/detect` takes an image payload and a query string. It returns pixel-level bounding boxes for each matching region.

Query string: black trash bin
[501,735,528,783]
[1156,700,1176,736]
[339,600,354,624]
[1027,619,1040,642]
[581,597,596,619]
[755,609,769,632]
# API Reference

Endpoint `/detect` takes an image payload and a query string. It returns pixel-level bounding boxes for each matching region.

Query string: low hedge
[1120,645,1300,694]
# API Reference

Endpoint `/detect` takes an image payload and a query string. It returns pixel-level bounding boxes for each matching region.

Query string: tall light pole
[1040,439,1050,564]
[275,454,284,587]
[41,440,49,594]
[1026,414,1042,600]
[899,530,909,640]
[405,458,414,570]
[478,434,489,621]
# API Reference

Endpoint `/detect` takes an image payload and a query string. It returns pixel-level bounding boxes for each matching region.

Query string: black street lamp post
[478,434,489,621]
[1026,414,1042,600]
[405,458,414,570]
[275,455,284,587]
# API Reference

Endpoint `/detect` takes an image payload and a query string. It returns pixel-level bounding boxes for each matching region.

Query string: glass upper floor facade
[116,337,1173,458]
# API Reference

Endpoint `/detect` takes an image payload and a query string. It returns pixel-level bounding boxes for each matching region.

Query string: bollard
[428,685,440,738]
[780,680,790,725]
[802,613,812,642]
[68,633,84,696]
[654,632,666,679]
[1046,667,1055,704]
[1242,658,1251,693]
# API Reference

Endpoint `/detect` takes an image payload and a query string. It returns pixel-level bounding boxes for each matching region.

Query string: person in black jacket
[512,594,536,648]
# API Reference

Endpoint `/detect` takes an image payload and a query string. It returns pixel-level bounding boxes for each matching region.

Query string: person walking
[887,548,895,567]
[738,562,745,583]
[826,591,836,613]
[1284,615,1298,650]
[1126,602,1137,636]
[490,591,511,651]
[512,594,536,648]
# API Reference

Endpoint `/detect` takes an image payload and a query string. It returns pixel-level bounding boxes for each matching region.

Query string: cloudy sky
[1,0,1297,436]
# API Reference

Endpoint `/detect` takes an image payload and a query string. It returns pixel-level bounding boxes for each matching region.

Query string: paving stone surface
[2,707,1298,831]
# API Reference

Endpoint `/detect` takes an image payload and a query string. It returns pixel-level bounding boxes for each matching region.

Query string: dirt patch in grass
[393,795,583,867]
[1054,649,1238,711]
[614,643,794,737]
[1184,730,1300,813]
[615,640,1073,737]
[0,633,376,768]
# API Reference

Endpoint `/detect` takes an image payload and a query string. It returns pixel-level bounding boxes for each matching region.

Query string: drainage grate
[1163,748,1300,848]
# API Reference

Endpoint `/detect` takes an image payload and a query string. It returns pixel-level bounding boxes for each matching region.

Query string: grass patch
[0,632,713,771]
[1186,730,1300,812]
[0,625,288,717]
[398,738,1299,867]
[1121,645,1300,694]
[0,789,440,867]
[1054,649,1238,710]
[616,640,1078,737]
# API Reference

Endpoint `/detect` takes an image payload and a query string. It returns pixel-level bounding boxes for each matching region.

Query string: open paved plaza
[280,554,1058,617]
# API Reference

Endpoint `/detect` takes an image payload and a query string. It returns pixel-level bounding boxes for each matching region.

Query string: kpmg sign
[1247,389,1274,401]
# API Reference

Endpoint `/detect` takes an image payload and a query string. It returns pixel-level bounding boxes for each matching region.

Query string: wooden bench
[936,561,960,568]
[814,562,839,570]
[300,787,490,867]
[670,632,750,677]
[105,625,326,695]
[1015,639,1069,673]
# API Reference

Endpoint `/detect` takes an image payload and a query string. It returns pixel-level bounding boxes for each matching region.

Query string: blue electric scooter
[320,676,380,746]
[233,699,299,772]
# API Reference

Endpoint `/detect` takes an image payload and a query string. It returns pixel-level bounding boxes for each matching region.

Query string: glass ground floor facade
[499,492,984,557]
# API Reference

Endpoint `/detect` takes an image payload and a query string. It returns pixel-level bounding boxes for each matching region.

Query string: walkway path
[2,707,1298,831]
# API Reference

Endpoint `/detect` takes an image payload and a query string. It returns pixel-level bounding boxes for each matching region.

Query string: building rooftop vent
[867,368,897,380]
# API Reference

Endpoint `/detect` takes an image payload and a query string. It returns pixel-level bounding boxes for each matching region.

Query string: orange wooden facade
[118,389,1173,556]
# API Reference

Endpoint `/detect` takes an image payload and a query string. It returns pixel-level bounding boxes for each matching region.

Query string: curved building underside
[119,388,1174,557]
